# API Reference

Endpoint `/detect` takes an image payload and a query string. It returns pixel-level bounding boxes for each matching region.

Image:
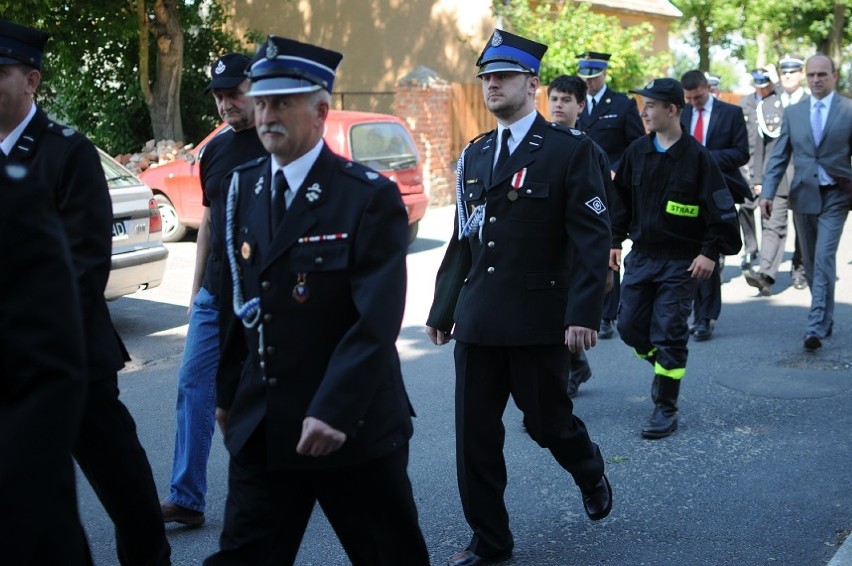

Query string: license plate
[112,221,127,238]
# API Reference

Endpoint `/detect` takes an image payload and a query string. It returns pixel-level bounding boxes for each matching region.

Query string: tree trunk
[827,2,845,65]
[697,18,710,72]
[139,0,184,142]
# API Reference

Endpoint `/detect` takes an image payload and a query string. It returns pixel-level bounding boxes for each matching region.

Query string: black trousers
[73,373,171,566]
[601,267,621,321]
[205,440,428,566]
[453,342,604,558]
[692,262,722,322]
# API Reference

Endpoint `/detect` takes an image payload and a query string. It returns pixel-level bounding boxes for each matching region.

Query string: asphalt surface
[85,204,852,565]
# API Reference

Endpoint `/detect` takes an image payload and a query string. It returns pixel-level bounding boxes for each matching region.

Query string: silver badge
[4,164,27,180]
[266,39,278,60]
[254,176,264,195]
[305,183,322,202]
[62,128,74,137]
[585,196,607,215]
[366,171,379,180]
[215,60,226,74]
[491,30,503,47]
[646,80,655,89]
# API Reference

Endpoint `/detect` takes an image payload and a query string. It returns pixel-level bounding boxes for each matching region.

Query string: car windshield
[99,150,140,188]
[349,122,418,171]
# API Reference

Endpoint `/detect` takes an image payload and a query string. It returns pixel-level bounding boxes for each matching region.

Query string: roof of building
[591,0,683,19]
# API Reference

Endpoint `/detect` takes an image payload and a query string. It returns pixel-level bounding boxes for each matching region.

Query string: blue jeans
[168,286,219,512]
[794,188,850,338]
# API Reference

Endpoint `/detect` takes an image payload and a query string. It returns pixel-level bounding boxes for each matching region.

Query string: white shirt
[781,87,805,108]
[270,138,325,209]
[689,94,714,146]
[1,103,36,156]
[586,85,608,114]
[493,109,537,169]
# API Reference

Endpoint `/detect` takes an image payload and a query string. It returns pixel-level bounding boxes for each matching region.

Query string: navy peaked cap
[0,19,49,69]
[248,35,343,96]
[476,29,547,77]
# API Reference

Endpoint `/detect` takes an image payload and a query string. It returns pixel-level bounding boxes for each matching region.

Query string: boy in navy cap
[207,35,428,565]
[427,29,612,566]
[0,18,171,565]
[610,78,741,439]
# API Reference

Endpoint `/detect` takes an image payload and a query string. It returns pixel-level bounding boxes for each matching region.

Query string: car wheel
[407,220,419,246]
[154,193,187,242]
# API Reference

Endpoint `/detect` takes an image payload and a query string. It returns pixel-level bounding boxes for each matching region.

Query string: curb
[829,534,852,566]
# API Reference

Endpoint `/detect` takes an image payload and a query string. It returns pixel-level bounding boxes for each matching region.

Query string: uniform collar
[496,108,537,153]
[1,102,36,156]
[270,138,325,196]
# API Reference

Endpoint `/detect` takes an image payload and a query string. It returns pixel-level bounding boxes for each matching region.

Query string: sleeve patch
[585,196,607,215]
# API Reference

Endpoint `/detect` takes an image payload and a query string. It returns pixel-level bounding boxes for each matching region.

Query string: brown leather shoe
[160,500,205,526]
[446,548,511,566]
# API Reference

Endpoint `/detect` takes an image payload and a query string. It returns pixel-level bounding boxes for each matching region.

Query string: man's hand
[688,254,716,279]
[759,198,773,220]
[215,408,229,435]
[753,184,762,197]
[426,326,451,346]
[609,249,622,272]
[605,269,615,294]
[565,326,597,354]
[296,416,347,457]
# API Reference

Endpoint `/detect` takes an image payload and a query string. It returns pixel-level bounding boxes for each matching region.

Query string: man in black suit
[576,51,645,340]
[0,19,170,565]
[0,163,90,566]
[680,70,750,341]
[427,30,613,566]
[207,35,428,565]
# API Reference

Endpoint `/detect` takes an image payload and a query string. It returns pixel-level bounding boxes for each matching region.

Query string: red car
[140,110,428,244]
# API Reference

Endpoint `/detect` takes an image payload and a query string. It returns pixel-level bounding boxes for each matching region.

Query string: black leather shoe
[599,319,614,339]
[692,319,714,341]
[447,549,511,566]
[804,334,822,351]
[161,500,205,526]
[792,267,808,290]
[581,474,613,521]
[743,270,774,296]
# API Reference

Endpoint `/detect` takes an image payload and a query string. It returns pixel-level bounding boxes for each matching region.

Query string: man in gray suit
[759,55,852,351]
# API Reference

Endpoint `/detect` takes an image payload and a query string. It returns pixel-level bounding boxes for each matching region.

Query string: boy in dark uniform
[610,78,741,439]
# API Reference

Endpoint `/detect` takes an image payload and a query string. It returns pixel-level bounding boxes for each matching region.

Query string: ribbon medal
[507,168,527,201]
[292,272,309,303]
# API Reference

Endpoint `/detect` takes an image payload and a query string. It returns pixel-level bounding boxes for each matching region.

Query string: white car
[100,149,169,300]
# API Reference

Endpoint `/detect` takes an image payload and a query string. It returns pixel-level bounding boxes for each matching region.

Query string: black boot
[566,350,592,397]
[641,376,680,439]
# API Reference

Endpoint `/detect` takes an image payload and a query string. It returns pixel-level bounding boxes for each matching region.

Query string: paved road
[85,205,852,565]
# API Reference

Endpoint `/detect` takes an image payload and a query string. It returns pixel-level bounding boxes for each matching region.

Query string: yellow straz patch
[665,201,699,217]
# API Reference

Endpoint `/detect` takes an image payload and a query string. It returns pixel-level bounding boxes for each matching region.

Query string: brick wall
[395,67,455,205]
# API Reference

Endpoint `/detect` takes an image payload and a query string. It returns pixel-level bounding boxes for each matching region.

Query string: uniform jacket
[610,131,742,262]
[751,91,792,195]
[426,113,611,345]
[681,99,752,203]
[576,87,645,171]
[3,108,128,376]
[217,145,414,469]
[1,165,88,564]
[761,93,852,213]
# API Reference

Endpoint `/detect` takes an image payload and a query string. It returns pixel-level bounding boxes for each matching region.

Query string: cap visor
[578,69,604,78]
[247,77,323,97]
[477,61,531,77]
[204,76,247,94]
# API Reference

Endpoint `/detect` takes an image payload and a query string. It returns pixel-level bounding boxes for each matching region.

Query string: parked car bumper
[402,192,429,224]
[105,245,169,301]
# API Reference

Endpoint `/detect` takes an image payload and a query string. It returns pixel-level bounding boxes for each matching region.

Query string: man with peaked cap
[0,19,171,565]
[743,68,790,295]
[776,53,809,290]
[161,52,267,527]
[426,29,612,566]
[0,163,90,565]
[610,78,740,439]
[576,51,644,341]
[706,74,722,98]
[206,35,428,565]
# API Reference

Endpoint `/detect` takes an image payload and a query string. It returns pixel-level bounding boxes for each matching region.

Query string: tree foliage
[0,1,243,154]
[493,1,671,92]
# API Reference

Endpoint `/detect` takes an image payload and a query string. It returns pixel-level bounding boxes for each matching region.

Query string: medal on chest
[292,272,310,303]
[507,167,527,201]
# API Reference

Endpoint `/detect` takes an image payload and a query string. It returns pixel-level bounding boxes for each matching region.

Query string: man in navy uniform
[0,19,170,565]
[207,35,428,565]
[427,30,613,566]
[576,51,645,339]
[1,163,90,565]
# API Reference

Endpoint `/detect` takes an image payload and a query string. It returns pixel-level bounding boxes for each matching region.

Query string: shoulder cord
[225,172,262,329]
[455,143,485,241]
[756,99,781,139]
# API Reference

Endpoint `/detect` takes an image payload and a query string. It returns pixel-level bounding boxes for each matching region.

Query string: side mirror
[184,153,196,165]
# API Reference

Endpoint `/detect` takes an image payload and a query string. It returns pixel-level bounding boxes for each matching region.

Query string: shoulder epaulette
[341,159,387,184]
[232,156,266,172]
[548,122,584,138]
[468,130,494,145]
[44,120,81,140]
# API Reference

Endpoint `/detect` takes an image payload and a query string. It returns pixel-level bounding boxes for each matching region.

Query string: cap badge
[266,39,278,60]
[215,60,226,74]
[491,30,503,47]
[646,80,655,89]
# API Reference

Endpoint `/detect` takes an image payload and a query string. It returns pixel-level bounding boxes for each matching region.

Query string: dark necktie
[271,170,288,231]
[589,97,596,114]
[494,129,511,174]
